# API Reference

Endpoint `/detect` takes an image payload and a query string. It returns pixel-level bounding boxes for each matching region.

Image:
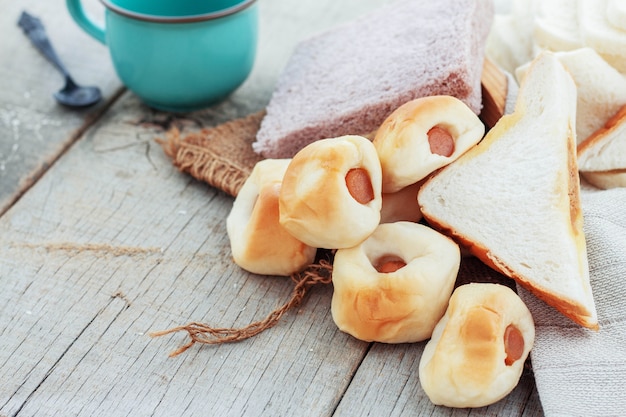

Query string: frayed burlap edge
[157,110,266,197]
[154,111,338,355]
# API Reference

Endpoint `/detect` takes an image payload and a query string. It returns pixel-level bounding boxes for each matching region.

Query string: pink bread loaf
[253,0,494,159]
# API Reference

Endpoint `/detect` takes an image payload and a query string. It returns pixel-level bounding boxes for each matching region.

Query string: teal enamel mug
[66,0,258,112]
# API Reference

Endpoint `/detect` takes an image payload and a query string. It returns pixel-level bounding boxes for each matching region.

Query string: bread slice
[516,48,626,144]
[485,0,540,75]
[580,170,626,189]
[510,0,541,20]
[253,0,494,159]
[532,0,583,52]
[578,0,626,73]
[578,104,626,189]
[486,14,535,75]
[607,0,626,31]
[418,52,598,330]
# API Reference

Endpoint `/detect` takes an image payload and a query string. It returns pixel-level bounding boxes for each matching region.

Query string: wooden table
[0,0,544,415]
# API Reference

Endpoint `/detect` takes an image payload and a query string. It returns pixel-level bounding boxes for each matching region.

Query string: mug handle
[66,0,106,44]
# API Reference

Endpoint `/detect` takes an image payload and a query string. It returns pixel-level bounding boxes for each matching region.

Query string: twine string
[150,259,333,357]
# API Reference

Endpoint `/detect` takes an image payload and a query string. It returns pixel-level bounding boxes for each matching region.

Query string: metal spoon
[18,11,102,107]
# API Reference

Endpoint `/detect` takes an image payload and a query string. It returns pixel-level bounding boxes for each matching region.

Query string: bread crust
[577,104,626,189]
[581,170,626,189]
[420,114,598,329]
[578,104,626,157]
[422,215,598,330]
[418,52,598,330]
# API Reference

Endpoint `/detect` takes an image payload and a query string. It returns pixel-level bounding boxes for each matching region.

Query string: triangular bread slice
[577,104,626,189]
[418,52,598,329]
[578,0,626,73]
[533,0,583,52]
[515,48,626,145]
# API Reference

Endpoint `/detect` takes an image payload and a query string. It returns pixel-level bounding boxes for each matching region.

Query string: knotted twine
[150,259,333,357]
[153,116,339,356]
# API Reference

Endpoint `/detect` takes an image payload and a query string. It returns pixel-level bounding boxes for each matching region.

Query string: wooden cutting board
[159,58,509,197]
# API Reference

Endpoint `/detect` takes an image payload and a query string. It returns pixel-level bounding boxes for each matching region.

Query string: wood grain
[0,0,123,215]
[0,91,367,417]
[335,343,543,417]
[0,1,541,416]
[480,57,509,129]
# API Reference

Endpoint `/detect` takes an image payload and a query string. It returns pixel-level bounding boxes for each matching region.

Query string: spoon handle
[18,11,71,79]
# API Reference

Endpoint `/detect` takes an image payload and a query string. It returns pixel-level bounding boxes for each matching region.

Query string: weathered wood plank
[334,342,544,416]
[0,0,122,215]
[334,258,545,416]
[0,91,368,417]
[0,1,394,416]
[0,0,544,416]
[176,0,393,123]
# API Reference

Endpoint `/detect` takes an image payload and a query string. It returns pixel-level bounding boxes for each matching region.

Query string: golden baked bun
[380,181,423,224]
[373,95,485,193]
[279,135,382,249]
[419,283,535,408]
[226,159,317,276]
[331,221,460,343]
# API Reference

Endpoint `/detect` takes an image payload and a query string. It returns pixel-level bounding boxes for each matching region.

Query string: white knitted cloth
[499,70,626,416]
[517,185,626,417]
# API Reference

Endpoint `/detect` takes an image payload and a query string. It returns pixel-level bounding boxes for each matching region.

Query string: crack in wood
[9,241,164,257]
[111,291,132,308]
[5,295,126,416]
[130,112,203,132]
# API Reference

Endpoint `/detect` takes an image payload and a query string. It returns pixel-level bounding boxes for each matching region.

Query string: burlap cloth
[158,110,266,198]
[158,81,626,414]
